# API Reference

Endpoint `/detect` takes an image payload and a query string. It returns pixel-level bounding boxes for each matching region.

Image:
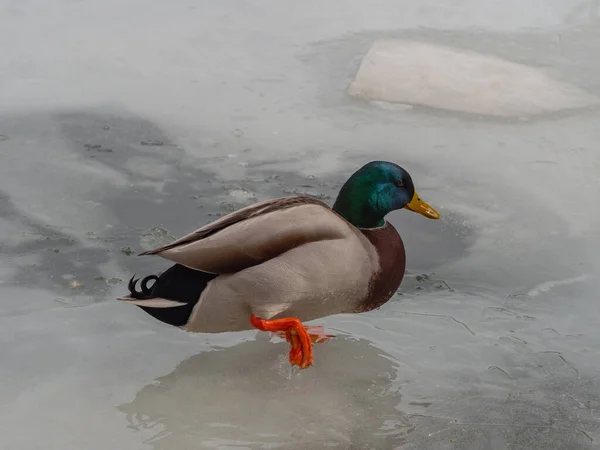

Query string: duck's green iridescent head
[332,161,440,229]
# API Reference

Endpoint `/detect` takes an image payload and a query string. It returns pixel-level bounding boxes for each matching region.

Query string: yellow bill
[404,190,440,219]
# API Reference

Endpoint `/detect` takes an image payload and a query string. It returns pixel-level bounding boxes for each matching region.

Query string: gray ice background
[1,1,600,449]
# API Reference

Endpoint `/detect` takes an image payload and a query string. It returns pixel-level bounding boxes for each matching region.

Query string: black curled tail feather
[128,274,159,299]
[124,264,218,328]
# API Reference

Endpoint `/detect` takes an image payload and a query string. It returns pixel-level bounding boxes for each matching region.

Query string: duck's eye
[394,179,404,187]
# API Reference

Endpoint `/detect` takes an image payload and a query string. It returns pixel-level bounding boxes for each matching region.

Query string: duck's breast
[354,221,406,313]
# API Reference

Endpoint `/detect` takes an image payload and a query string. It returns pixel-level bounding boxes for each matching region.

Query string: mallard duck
[118,161,439,368]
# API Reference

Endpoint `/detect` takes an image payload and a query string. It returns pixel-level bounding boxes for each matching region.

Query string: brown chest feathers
[353,221,406,313]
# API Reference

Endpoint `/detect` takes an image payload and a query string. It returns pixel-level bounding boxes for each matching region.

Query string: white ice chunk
[348,40,597,117]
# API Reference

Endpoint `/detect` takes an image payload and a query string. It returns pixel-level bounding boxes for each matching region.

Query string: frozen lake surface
[1,1,599,449]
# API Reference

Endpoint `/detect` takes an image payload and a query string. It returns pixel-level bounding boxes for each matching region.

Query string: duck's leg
[274,325,335,344]
[250,314,314,368]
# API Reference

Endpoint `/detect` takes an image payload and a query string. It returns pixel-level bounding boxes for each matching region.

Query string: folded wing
[138,196,352,274]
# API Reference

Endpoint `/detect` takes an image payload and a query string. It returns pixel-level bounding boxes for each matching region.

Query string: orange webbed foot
[275,324,335,344]
[250,314,316,368]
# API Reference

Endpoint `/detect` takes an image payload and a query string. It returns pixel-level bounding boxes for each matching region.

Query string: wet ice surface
[1,1,600,449]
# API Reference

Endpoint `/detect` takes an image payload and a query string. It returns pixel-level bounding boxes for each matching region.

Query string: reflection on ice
[119,335,410,449]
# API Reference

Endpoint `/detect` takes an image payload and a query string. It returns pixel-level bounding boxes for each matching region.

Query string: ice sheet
[1,1,599,449]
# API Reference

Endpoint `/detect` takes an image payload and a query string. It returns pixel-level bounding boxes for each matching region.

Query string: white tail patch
[117,297,187,308]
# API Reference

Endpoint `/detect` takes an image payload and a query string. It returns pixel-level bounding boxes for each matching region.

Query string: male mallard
[118,161,439,368]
